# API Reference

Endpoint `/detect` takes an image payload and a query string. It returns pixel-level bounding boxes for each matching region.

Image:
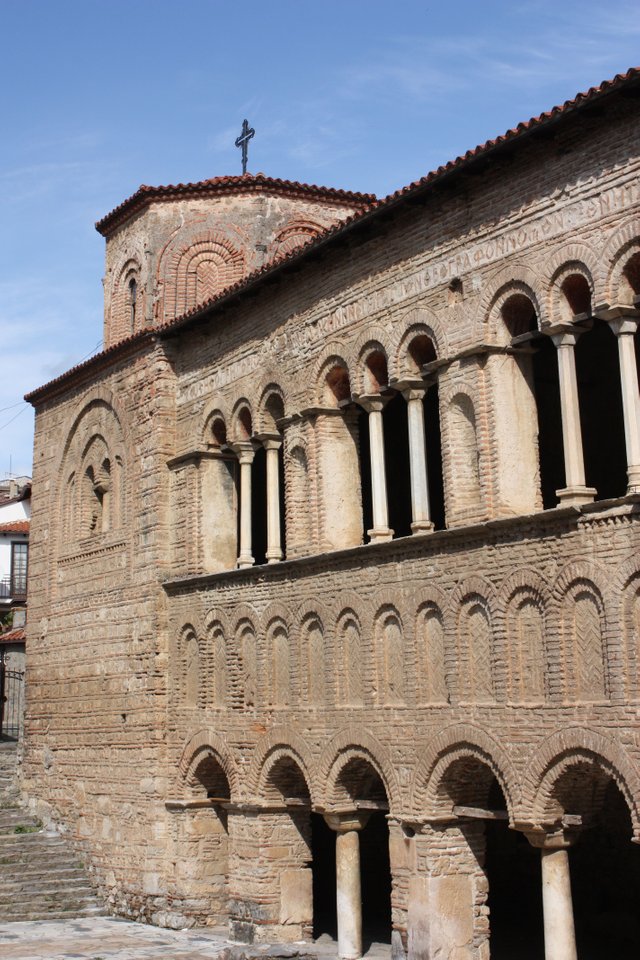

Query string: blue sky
[1,0,638,476]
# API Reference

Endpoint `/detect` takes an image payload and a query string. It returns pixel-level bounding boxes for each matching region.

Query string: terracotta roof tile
[0,628,25,643]
[0,521,29,534]
[96,173,377,236]
[26,66,640,406]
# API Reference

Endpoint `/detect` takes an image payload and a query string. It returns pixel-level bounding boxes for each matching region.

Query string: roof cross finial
[235,119,255,176]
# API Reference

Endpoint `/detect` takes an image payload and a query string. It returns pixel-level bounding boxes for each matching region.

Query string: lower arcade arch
[176,751,231,925]
[428,754,543,960]
[535,758,640,958]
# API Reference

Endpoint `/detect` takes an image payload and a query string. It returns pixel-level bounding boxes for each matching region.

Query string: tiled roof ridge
[0,520,30,533]
[96,172,378,236]
[0,628,26,643]
[27,66,640,405]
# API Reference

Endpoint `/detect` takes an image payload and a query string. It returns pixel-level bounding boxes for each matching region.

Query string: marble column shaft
[234,443,255,568]
[263,437,283,562]
[358,395,393,542]
[609,316,640,492]
[402,385,434,533]
[550,329,595,505]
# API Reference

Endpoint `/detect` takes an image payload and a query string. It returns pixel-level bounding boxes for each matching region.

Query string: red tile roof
[96,173,377,236]
[26,66,640,406]
[0,521,29,534]
[0,628,25,643]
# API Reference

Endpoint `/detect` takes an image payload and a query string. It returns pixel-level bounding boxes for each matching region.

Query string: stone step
[1,875,94,894]
[0,902,107,921]
[1,861,85,878]
[0,905,107,922]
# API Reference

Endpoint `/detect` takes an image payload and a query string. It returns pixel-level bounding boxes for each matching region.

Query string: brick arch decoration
[109,255,143,343]
[543,242,602,318]
[414,584,454,705]
[371,594,408,706]
[602,219,640,306]
[352,328,393,395]
[390,307,448,377]
[231,603,261,711]
[272,219,325,258]
[317,726,401,814]
[160,230,245,322]
[452,576,499,703]
[494,568,551,702]
[255,380,288,434]
[56,392,130,548]
[247,727,317,805]
[177,728,239,801]
[484,278,545,348]
[524,727,640,839]
[479,261,547,342]
[550,561,611,702]
[410,723,521,824]
[229,396,254,442]
[294,599,334,705]
[614,554,640,700]
[312,343,352,407]
[203,609,241,711]
[202,405,230,447]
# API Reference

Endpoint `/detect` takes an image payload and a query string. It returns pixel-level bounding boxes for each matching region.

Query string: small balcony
[0,577,27,601]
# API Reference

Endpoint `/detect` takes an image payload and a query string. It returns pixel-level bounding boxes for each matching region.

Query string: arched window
[128,277,137,331]
[185,634,200,707]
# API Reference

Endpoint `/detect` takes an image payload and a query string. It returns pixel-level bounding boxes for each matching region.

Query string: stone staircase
[0,740,107,921]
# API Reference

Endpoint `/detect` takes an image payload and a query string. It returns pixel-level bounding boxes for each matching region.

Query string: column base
[627,465,640,494]
[266,551,283,563]
[555,485,597,507]
[237,556,255,569]
[411,519,434,534]
[367,527,394,544]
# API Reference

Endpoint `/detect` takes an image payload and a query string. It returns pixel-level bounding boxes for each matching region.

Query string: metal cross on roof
[235,119,255,175]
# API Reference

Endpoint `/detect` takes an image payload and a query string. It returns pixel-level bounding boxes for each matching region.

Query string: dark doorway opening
[358,408,373,538]
[250,445,267,565]
[532,335,565,508]
[484,784,542,959]
[360,812,393,948]
[383,393,412,538]
[571,781,640,958]
[424,384,445,530]
[311,813,337,940]
[576,319,627,500]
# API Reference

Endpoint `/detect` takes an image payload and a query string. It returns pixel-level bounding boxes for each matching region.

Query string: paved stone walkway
[0,919,391,960]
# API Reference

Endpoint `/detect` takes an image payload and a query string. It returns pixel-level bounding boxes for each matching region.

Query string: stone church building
[23,68,640,959]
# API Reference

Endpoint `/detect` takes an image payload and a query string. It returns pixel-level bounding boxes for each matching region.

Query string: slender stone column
[262,436,284,563]
[232,442,255,568]
[549,328,596,506]
[608,315,640,493]
[400,383,434,534]
[357,395,393,543]
[324,813,370,960]
[526,831,578,960]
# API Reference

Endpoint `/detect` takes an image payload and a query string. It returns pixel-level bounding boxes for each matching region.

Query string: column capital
[522,827,579,850]
[355,392,392,413]
[544,324,583,349]
[594,303,640,323]
[230,441,256,464]
[256,432,282,451]
[323,811,370,833]
[393,378,430,402]
[607,315,640,337]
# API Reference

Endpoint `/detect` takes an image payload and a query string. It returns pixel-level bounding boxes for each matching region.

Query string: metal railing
[0,576,27,600]
[0,662,24,739]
